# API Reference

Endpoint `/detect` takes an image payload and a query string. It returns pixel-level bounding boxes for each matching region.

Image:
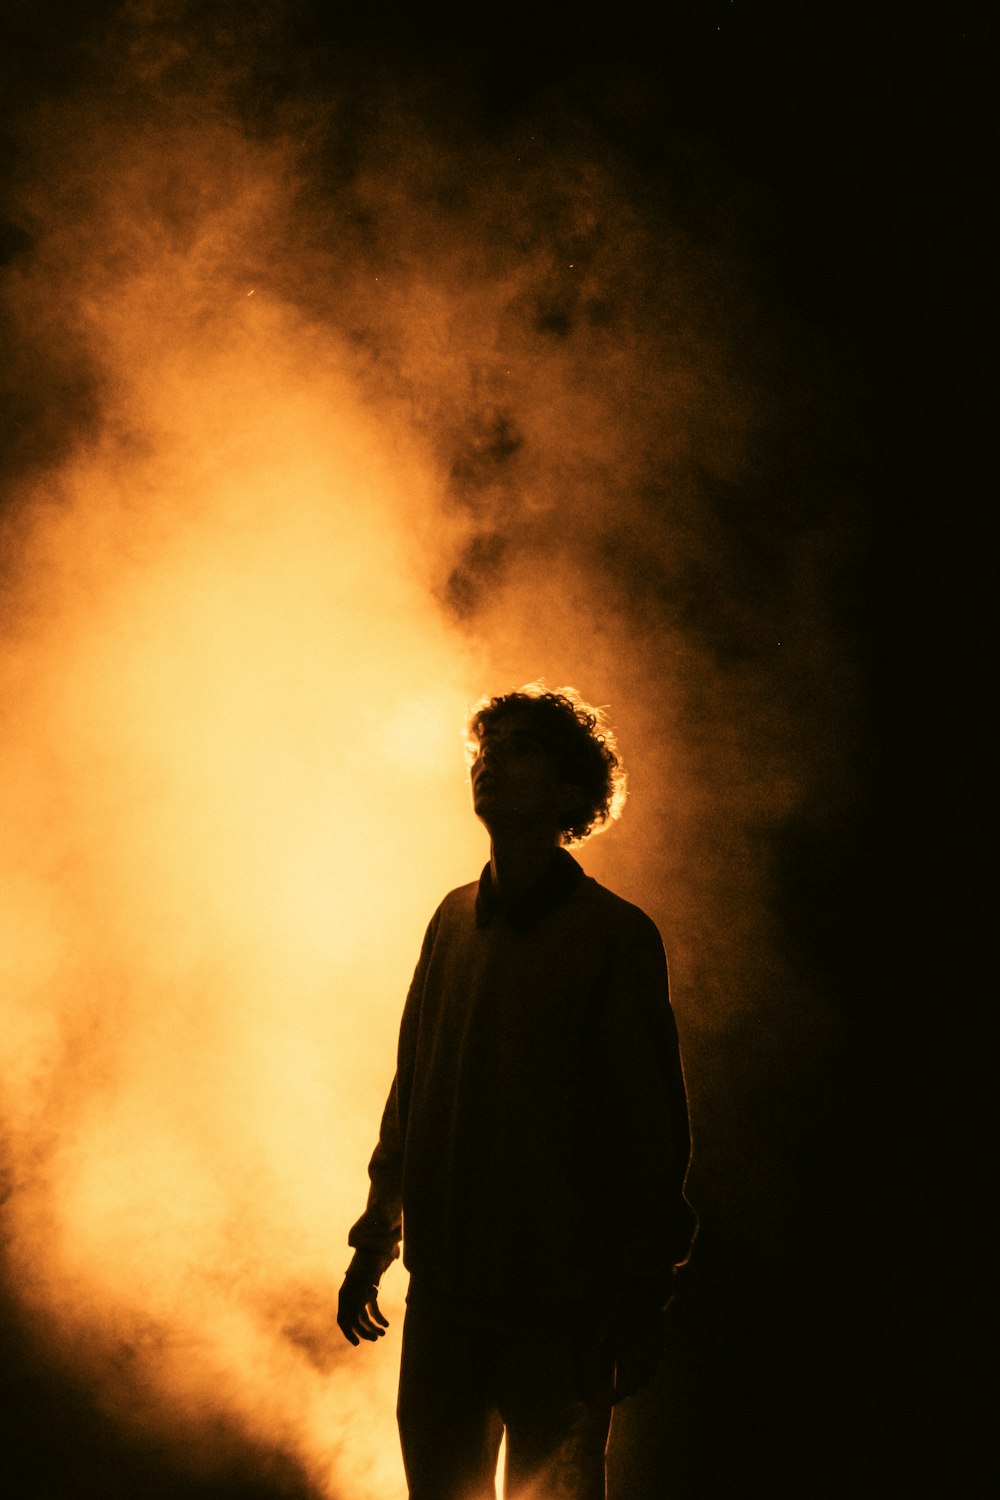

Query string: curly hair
[465,683,628,844]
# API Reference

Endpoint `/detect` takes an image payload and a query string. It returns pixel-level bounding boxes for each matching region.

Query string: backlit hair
[464,682,628,844]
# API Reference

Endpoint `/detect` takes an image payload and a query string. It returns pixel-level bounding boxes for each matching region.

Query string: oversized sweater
[347,849,696,1319]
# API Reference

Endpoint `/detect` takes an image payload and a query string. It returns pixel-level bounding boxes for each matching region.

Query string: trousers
[397,1293,614,1500]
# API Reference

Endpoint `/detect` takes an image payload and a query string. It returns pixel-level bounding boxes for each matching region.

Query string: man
[338,685,696,1500]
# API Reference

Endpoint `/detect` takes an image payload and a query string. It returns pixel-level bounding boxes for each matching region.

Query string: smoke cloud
[1,5,859,1495]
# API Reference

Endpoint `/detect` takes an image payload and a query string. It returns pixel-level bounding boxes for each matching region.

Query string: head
[464,685,627,845]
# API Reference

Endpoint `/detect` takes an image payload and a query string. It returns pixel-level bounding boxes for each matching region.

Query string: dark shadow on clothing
[398,1290,613,1500]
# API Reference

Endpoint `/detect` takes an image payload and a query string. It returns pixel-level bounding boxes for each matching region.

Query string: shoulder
[572,875,668,962]
[405,881,479,984]
[426,878,479,934]
[438,878,479,914]
[579,875,663,935]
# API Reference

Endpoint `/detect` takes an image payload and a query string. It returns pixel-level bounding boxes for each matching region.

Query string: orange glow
[0,18,847,1494]
[0,228,491,1497]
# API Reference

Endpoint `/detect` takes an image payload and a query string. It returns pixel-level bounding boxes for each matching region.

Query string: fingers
[609,1329,663,1404]
[337,1282,390,1345]
[336,1290,362,1345]
[355,1296,388,1341]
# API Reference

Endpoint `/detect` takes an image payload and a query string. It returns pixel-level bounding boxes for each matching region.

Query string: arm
[337,908,440,1345]
[590,909,698,1396]
[337,1080,403,1344]
[596,909,697,1282]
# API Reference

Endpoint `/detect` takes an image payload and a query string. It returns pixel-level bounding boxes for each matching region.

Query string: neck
[489,832,561,902]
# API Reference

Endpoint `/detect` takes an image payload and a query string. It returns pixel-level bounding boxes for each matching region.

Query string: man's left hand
[604,1294,675,1404]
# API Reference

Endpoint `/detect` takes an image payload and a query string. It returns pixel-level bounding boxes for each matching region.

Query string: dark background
[0,3,986,1496]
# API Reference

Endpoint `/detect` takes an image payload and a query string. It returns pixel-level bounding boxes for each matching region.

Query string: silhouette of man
[338,686,696,1500]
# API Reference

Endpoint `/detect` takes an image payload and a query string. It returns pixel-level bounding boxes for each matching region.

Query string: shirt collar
[474,847,585,931]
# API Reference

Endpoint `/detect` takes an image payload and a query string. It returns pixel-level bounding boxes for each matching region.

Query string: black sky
[0,3,987,1497]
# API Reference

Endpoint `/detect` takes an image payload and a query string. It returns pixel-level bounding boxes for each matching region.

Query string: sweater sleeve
[345,1077,404,1283]
[589,907,698,1301]
[344,908,441,1284]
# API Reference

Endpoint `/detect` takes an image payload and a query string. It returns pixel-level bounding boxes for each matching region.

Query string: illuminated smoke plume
[1,6,857,1496]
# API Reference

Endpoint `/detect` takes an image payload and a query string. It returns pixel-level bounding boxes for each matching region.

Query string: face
[470,710,577,838]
